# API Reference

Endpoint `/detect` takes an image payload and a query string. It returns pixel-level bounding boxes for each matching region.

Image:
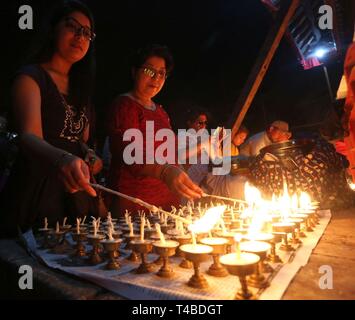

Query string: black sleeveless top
[0,65,94,236]
[17,64,92,154]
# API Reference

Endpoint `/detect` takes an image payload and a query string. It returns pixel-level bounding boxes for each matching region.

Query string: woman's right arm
[108,99,202,200]
[12,75,96,196]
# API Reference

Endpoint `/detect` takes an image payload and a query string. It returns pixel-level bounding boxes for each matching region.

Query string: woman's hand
[57,153,97,196]
[161,165,203,200]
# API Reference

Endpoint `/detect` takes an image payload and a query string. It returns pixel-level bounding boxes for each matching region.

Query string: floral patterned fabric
[249,139,355,209]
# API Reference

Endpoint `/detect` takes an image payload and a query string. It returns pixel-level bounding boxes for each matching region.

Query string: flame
[188,205,226,234]
[246,206,270,239]
[241,182,267,219]
[291,193,298,213]
[299,191,317,211]
[266,182,293,220]
[244,182,262,207]
[240,181,317,234]
[240,206,253,220]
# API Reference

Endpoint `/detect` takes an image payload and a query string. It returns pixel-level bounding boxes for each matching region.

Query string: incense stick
[90,183,192,224]
[202,193,248,204]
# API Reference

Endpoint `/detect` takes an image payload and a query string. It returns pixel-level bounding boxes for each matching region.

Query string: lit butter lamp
[183,204,226,273]
[243,233,275,273]
[101,227,122,270]
[272,222,295,251]
[180,232,213,289]
[268,232,284,263]
[240,240,271,289]
[200,237,229,277]
[297,192,319,229]
[220,250,260,300]
[214,230,237,253]
[173,234,193,269]
[152,239,179,278]
[284,218,303,245]
[298,211,316,232]
[289,213,308,238]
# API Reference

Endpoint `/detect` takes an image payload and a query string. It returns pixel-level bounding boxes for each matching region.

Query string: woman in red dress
[107,44,202,215]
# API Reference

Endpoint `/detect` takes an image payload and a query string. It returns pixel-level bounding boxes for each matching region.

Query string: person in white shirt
[181,108,249,199]
[179,108,211,187]
[240,120,292,157]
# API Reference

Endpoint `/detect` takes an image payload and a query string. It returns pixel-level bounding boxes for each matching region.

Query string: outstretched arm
[12,75,96,196]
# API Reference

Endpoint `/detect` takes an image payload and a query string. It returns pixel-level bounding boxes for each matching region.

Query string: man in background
[240,120,292,157]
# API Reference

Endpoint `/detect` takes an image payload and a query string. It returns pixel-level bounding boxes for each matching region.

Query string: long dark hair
[27,0,96,111]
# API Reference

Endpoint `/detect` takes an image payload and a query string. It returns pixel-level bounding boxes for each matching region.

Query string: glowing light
[299,192,314,211]
[315,48,327,58]
[188,205,226,234]
[244,182,262,206]
[279,182,292,220]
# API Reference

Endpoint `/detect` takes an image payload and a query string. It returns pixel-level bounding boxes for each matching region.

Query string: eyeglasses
[64,17,96,42]
[141,66,167,79]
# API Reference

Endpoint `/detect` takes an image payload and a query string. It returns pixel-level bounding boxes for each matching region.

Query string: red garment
[344,43,355,182]
[107,95,179,214]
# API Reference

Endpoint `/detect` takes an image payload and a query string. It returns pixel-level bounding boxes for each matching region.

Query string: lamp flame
[188,205,226,234]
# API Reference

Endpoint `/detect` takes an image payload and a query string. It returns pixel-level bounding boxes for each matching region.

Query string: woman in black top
[0,0,100,236]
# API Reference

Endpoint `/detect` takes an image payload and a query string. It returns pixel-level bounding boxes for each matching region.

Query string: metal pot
[259,138,316,171]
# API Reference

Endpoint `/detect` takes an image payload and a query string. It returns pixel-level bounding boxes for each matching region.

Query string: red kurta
[343,43,355,182]
[107,94,179,214]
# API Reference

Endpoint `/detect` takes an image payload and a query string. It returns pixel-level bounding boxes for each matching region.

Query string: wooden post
[228,0,300,137]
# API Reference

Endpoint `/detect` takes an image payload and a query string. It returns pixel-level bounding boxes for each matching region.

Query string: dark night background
[0,0,354,147]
